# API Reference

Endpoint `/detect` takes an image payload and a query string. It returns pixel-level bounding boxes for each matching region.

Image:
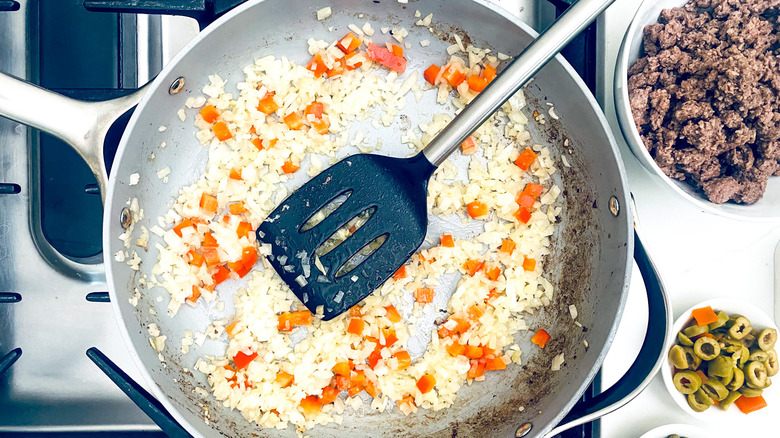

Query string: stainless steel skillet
[0,0,669,436]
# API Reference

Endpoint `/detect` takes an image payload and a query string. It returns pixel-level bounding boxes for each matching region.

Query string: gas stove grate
[84,0,246,29]
[0,348,22,377]
[0,1,19,11]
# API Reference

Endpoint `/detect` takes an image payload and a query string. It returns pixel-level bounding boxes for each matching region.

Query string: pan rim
[102,0,634,436]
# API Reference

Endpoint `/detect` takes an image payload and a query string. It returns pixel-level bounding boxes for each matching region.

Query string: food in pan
[141,18,565,431]
[627,0,780,204]
[668,306,776,413]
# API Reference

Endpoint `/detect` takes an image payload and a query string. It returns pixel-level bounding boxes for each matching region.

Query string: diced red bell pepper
[366,43,407,73]
[233,350,258,370]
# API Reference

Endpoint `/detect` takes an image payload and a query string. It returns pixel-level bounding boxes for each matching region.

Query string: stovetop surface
[0,0,188,432]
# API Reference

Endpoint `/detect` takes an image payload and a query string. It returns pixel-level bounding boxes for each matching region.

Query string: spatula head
[257,153,436,320]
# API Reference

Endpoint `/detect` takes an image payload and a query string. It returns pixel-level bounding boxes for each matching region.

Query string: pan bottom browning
[123,22,572,432]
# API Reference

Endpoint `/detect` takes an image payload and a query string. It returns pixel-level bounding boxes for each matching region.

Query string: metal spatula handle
[422,0,615,167]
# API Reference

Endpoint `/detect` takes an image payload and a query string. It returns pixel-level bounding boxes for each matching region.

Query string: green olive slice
[677,331,694,347]
[744,361,768,389]
[708,310,729,330]
[693,337,720,361]
[718,366,734,386]
[749,348,769,363]
[682,346,701,371]
[687,389,712,412]
[719,390,742,411]
[683,324,708,338]
[697,387,714,406]
[708,356,732,377]
[738,346,750,368]
[758,328,777,351]
[701,378,729,401]
[765,349,779,377]
[738,386,763,397]
[740,333,756,349]
[668,345,690,369]
[727,367,744,391]
[722,338,743,353]
[728,316,752,340]
[673,371,702,394]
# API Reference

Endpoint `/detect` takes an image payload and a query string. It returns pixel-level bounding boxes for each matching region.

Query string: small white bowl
[639,423,710,438]
[662,298,779,421]
[614,0,780,220]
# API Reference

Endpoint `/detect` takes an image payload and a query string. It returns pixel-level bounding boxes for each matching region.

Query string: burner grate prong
[0,348,22,377]
[86,347,191,438]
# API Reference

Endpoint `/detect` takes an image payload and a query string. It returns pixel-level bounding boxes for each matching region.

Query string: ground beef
[628,0,780,204]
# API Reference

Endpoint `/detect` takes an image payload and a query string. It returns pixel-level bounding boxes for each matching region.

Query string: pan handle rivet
[609,196,620,217]
[515,423,533,437]
[120,207,132,229]
[169,77,185,95]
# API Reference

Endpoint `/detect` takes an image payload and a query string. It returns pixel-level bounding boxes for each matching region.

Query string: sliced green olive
[708,310,729,330]
[707,356,733,385]
[731,348,742,367]
[722,338,743,353]
[765,349,778,377]
[728,315,752,340]
[708,355,732,377]
[698,387,714,406]
[749,348,768,363]
[738,346,750,368]
[683,324,709,338]
[727,367,744,391]
[677,331,694,347]
[744,361,768,389]
[687,388,713,412]
[718,366,734,386]
[720,390,742,411]
[673,370,702,394]
[738,386,763,397]
[668,345,690,369]
[758,328,777,351]
[701,378,729,401]
[682,346,701,371]
[740,333,756,349]
[693,337,720,361]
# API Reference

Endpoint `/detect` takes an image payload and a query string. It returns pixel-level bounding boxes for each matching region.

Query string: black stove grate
[0,1,19,11]
[84,0,246,29]
[34,0,135,260]
[0,348,22,377]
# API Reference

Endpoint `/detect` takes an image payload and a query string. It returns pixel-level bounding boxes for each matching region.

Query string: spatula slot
[300,190,353,232]
[334,233,388,278]
[315,206,377,257]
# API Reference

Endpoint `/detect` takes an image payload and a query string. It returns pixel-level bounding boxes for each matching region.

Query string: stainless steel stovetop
[0,0,577,434]
[0,2,195,431]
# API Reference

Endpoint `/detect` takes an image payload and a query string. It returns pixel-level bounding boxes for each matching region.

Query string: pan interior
[104,1,631,437]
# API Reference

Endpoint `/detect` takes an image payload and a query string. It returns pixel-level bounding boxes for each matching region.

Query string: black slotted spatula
[257,0,613,320]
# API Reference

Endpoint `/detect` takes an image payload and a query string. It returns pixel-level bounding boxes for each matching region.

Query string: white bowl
[639,423,710,438]
[662,298,779,421]
[614,0,780,220]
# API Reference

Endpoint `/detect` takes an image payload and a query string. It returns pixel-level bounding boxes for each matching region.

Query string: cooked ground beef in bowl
[628,0,780,204]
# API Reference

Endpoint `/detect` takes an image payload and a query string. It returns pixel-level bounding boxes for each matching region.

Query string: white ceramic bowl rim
[638,423,711,438]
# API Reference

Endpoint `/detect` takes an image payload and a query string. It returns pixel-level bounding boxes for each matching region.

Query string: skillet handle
[543,226,671,437]
[0,72,147,202]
